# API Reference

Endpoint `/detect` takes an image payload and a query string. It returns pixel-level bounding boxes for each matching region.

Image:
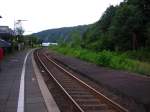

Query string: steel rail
[36,50,84,112]
[44,53,129,112]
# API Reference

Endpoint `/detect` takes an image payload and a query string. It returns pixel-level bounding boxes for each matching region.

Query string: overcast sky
[0,0,123,34]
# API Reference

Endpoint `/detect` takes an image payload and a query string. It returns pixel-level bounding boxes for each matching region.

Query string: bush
[50,46,150,76]
[96,50,113,66]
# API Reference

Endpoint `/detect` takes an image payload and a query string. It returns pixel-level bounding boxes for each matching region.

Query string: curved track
[34,49,128,112]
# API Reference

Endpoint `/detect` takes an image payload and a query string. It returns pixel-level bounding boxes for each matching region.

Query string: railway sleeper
[80,104,110,111]
[86,110,115,112]
[76,99,101,104]
[72,95,96,99]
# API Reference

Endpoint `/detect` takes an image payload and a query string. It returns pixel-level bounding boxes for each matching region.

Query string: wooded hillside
[33,25,88,43]
[81,0,150,51]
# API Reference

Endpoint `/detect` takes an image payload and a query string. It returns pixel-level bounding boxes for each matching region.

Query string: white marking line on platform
[17,51,31,112]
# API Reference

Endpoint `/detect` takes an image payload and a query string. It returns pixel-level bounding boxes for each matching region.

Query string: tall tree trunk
[132,32,138,50]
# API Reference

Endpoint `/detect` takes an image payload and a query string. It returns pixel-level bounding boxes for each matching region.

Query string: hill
[32,25,88,43]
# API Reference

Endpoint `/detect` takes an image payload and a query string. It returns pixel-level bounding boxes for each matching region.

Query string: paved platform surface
[0,50,48,112]
[25,51,47,112]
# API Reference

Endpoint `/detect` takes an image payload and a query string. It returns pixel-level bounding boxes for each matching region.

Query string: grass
[49,45,150,76]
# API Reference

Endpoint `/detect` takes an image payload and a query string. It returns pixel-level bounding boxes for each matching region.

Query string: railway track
[34,49,128,112]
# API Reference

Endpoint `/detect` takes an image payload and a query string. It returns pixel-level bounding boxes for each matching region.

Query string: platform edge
[32,51,60,112]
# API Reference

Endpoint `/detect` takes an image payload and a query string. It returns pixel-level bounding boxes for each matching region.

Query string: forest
[81,0,150,51]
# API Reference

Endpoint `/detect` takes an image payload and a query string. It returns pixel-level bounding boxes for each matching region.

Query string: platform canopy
[0,26,14,37]
[0,38,11,47]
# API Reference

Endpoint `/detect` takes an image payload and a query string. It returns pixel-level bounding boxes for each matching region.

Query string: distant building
[49,43,58,45]
[0,26,14,37]
[42,42,50,47]
[42,42,58,47]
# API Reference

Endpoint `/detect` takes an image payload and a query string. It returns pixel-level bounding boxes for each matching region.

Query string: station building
[0,26,14,41]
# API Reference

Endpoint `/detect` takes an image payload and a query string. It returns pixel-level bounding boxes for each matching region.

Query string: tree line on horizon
[33,25,88,44]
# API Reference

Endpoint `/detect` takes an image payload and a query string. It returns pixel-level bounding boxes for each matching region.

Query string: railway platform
[0,50,59,112]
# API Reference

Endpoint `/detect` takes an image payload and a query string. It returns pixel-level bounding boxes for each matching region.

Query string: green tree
[24,35,40,47]
[81,0,150,51]
[109,4,144,50]
[68,31,81,48]
[99,5,117,32]
[82,5,117,51]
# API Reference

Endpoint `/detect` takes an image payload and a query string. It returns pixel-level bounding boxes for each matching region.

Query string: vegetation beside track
[50,45,150,76]
[41,0,150,77]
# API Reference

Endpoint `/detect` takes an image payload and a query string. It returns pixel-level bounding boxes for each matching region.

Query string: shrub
[50,46,150,76]
[96,50,113,66]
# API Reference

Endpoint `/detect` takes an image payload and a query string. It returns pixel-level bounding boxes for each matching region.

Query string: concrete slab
[0,51,27,112]
[0,50,54,112]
